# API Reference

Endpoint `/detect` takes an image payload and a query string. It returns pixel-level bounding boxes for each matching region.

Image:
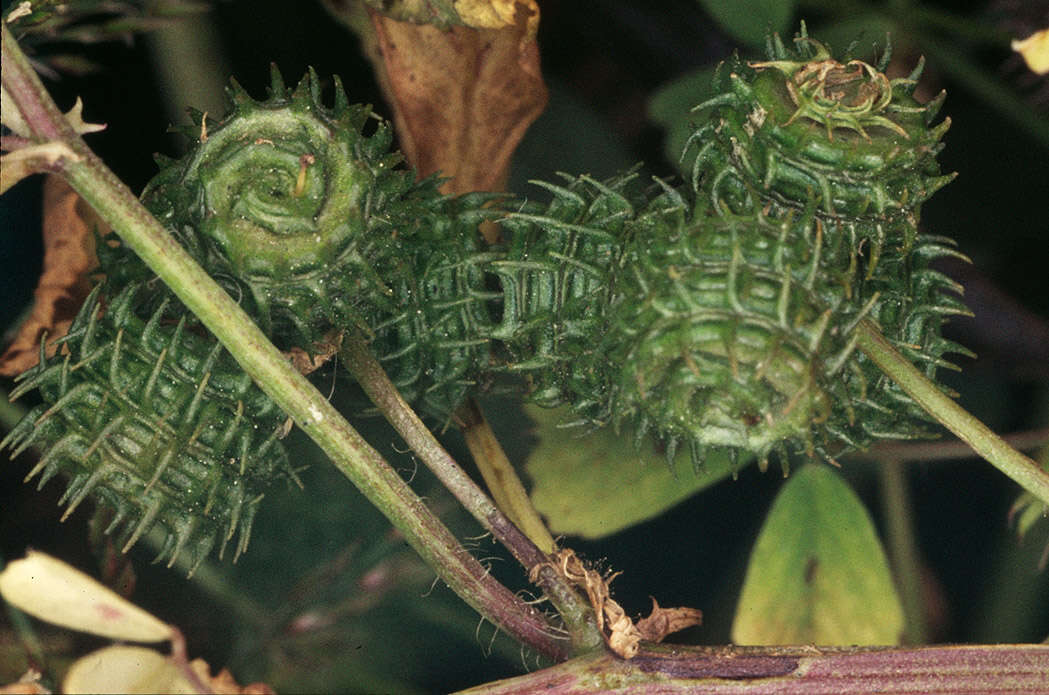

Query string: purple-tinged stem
[459,643,1049,694]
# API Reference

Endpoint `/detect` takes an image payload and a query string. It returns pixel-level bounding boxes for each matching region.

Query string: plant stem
[877,461,928,644]
[456,399,558,553]
[456,643,1049,694]
[1,24,567,661]
[340,332,602,653]
[855,320,1049,507]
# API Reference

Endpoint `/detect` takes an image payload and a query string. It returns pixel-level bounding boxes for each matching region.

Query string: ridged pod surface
[2,285,298,573]
[363,185,499,417]
[485,173,644,414]
[604,31,970,467]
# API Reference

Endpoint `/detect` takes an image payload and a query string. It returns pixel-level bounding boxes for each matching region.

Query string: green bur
[2,285,298,573]
[600,31,971,468]
[125,67,500,417]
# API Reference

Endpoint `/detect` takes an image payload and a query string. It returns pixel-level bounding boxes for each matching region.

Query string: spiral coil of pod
[2,285,298,574]
[607,196,841,468]
[136,67,422,348]
[125,67,506,416]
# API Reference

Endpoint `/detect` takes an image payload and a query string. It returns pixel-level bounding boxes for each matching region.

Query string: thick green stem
[1,24,567,661]
[855,320,1049,507]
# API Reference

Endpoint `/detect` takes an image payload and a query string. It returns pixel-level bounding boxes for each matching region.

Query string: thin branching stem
[456,398,558,553]
[855,320,1049,507]
[340,332,602,652]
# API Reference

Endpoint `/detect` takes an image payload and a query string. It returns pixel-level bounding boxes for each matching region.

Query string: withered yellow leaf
[63,647,192,695]
[0,551,173,643]
[454,0,538,36]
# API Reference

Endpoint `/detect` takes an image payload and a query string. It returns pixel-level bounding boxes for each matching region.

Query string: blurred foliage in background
[2,0,1048,692]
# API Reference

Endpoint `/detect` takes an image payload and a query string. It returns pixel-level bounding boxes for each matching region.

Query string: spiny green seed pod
[131,67,502,415]
[2,285,298,574]
[609,197,842,468]
[137,66,417,347]
[601,31,970,469]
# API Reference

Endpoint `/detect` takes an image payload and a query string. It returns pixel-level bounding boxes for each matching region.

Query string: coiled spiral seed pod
[137,67,421,347]
[687,33,954,224]
[2,285,298,573]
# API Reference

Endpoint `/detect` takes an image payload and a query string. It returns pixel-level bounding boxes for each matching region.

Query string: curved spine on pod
[2,285,298,574]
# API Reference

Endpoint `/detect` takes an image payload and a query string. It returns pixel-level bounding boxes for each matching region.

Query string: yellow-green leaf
[732,465,904,645]
[526,405,737,538]
[0,551,173,643]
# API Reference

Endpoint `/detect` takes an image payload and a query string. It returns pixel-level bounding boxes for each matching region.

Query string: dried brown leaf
[0,176,104,376]
[635,597,704,644]
[537,549,642,659]
[367,5,547,195]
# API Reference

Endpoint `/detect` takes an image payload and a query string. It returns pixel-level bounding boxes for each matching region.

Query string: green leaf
[648,66,718,176]
[732,465,904,645]
[526,405,738,539]
[696,0,795,48]
[807,15,896,59]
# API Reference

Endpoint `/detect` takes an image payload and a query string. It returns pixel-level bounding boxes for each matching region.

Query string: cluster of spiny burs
[4,33,970,570]
[137,38,966,471]
[3,69,495,572]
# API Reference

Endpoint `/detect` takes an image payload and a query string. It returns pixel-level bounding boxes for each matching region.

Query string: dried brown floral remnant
[365,3,547,196]
[534,549,702,659]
